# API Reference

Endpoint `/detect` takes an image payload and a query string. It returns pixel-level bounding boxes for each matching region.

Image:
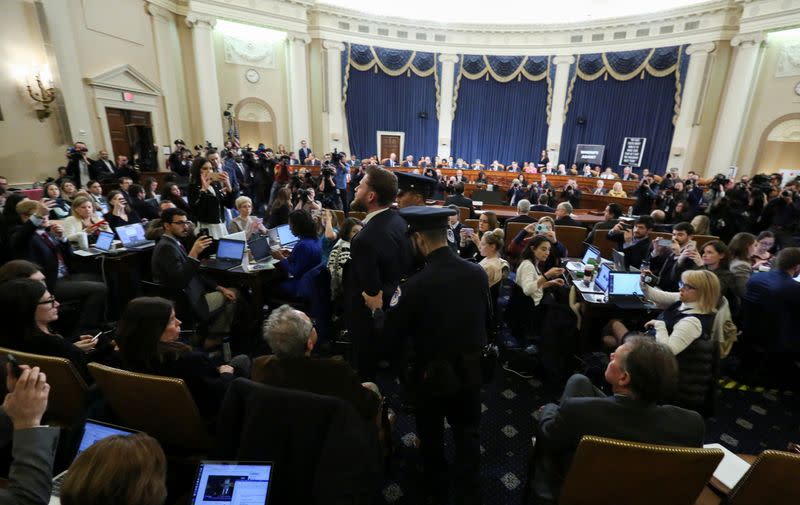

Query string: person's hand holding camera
[189,235,212,259]
[4,364,49,431]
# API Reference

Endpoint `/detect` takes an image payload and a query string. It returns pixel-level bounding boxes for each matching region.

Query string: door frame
[376,131,404,161]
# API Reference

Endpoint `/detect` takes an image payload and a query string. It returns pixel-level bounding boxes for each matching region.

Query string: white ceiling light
[317,0,708,25]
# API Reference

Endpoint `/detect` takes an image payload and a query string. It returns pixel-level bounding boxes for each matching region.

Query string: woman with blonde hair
[459,211,499,261]
[690,214,710,236]
[60,433,167,505]
[228,195,267,238]
[478,228,509,287]
[62,195,111,244]
[607,181,627,198]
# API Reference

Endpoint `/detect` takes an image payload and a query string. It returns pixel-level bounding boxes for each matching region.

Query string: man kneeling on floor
[533,336,705,502]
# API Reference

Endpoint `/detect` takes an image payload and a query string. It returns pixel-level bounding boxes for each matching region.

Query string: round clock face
[794,81,800,96]
[245,68,260,84]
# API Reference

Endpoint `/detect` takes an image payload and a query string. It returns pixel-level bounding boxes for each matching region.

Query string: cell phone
[463,227,474,237]
[210,172,221,182]
[657,239,672,247]
[535,224,549,234]
[6,354,22,379]
[198,228,210,238]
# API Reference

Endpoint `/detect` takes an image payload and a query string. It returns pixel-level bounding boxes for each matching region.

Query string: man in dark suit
[560,179,582,208]
[401,155,415,168]
[306,153,322,167]
[224,151,253,197]
[10,200,107,329]
[288,152,301,165]
[65,141,93,188]
[591,179,607,195]
[346,167,414,381]
[554,202,582,228]
[607,215,654,270]
[530,194,555,212]
[298,140,312,164]
[444,182,475,219]
[0,365,61,505]
[252,305,381,421]
[743,247,800,350]
[586,203,622,244]
[152,208,238,336]
[383,153,398,167]
[534,336,704,502]
[89,149,117,181]
[505,199,535,231]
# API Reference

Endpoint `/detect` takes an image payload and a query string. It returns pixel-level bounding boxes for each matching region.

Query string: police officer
[395,171,436,208]
[387,206,488,505]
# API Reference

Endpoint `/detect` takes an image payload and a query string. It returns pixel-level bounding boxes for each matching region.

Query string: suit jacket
[345,209,413,334]
[299,147,312,164]
[530,204,555,213]
[0,409,60,505]
[586,219,618,244]
[592,188,607,195]
[383,160,397,167]
[555,216,583,229]
[89,158,117,181]
[9,221,73,291]
[444,194,475,219]
[151,234,216,321]
[66,157,93,188]
[251,355,381,419]
[222,159,243,193]
[744,270,800,350]
[401,161,414,168]
[505,215,535,229]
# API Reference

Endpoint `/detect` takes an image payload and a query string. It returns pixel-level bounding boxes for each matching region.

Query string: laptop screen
[581,245,601,264]
[594,263,611,292]
[275,224,299,246]
[94,231,115,251]
[249,237,270,261]
[191,461,272,505]
[609,272,644,296]
[612,249,627,271]
[217,239,245,261]
[116,223,146,245]
[76,420,136,459]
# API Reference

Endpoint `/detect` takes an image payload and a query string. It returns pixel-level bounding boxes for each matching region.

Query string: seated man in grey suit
[0,364,60,505]
[152,208,239,340]
[533,336,704,502]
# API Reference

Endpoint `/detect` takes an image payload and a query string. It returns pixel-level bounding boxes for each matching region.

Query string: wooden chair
[0,347,88,427]
[88,363,213,451]
[693,234,719,250]
[555,225,588,258]
[529,211,556,221]
[347,211,366,221]
[594,229,618,261]
[505,222,529,250]
[456,206,471,223]
[330,209,346,228]
[464,219,480,231]
[558,436,723,505]
[726,450,800,505]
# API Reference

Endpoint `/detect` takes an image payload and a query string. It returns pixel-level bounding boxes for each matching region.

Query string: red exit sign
[122,92,135,102]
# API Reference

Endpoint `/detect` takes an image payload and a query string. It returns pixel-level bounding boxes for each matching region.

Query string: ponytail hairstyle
[482,228,505,254]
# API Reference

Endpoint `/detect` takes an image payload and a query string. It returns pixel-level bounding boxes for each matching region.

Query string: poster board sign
[780,169,800,187]
[619,137,646,167]
[574,144,605,165]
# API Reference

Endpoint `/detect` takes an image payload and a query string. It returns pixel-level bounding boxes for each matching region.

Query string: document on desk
[703,443,751,489]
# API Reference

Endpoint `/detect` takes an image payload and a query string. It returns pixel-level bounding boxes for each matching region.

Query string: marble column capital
[287,32,311,45]
[439,54,459,64]
[322,40,345,52]
[185,12,216,29]
[553,55,575,66]
[686,42,716,56]
[146,2,173,23]
[731,32,764,48]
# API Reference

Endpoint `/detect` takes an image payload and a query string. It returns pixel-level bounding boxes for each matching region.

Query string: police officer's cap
[396,171,436,198]
[174,139,185,145]
[399,206,456,232]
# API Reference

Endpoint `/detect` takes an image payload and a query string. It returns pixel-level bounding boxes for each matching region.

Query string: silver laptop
[565,244,601,272]
[190,461,273,505]
[273,224,300,250]
[115,223,155,250]
[81,230,115,256]
[573,262,612,295]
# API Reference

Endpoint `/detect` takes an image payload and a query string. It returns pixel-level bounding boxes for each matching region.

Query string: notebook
[115,223,155,250]
[202,239,246,271]
[703,443,751,490]
[190,461,273,505]
[51,420,137,497]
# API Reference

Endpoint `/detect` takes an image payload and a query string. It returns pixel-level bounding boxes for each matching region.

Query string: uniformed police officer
[396,171,436,208]
[387,206,489,505]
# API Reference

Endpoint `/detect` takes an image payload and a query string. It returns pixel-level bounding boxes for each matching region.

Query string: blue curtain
[560,75,676,174]
[345,69,438,159]
[450,77,549,164]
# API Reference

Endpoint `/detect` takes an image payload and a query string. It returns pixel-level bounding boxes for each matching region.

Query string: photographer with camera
[65,142,93,188]
[633,176,657,215]
[559,179,582,208]
[761,185,800,247]
[318,163,341,210]
[327,150,349,211]
[607,216,654,270]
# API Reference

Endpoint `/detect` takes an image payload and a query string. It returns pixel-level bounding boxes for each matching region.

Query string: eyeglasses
[170,220,191,226]
[678,281,696,290]
[37,296,57,307]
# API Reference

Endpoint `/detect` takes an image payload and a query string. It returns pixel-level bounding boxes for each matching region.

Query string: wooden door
[106,108,130,160]
[380,134,401,162]
[105,108,154,169]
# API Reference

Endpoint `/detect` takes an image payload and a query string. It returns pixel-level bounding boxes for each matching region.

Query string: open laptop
[608,272,648,309]
[115,223,155,250]
[202,238,246,271]
[76,230,115,256]
[51,420,137,499]
[190,461,273,505]
[612,249,641,273]
[273,224,300,251]
[228,236,277,273]
[573,262,611,295]
[565,244,601,272]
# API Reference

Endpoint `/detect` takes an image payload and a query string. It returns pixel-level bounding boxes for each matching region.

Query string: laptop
[573,262,611,295]
[51,420,137,498]
[273,224,300,251]
[202,238,246,271]
[115,223,155,250]
[608,272,649,309]
[248,236,271,262]
[612,249,641,273]
[565,244,601,272]
[190,461,273,505]
[77,230,115,256]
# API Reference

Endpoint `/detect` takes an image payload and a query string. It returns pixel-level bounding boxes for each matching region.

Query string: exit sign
[122,92,135,102]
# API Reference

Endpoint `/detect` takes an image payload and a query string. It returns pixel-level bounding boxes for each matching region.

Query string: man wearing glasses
[152,208,239,344]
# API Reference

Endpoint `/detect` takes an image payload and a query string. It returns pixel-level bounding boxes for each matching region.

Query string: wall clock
[245,68,260,84]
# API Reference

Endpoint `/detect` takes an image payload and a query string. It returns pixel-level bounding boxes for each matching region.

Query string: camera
[297,188,311,201]
[330,149,346,164]
[321,165,335,177]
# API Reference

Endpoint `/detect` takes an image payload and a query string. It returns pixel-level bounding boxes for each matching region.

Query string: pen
[90,331,102,343]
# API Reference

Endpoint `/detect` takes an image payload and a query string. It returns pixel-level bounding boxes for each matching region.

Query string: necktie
[39,232,68,277]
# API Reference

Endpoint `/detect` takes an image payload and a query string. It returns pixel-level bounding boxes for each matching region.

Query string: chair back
[505,222,528,250]
[456,206,470,223]
[347,211,366,221]
[559,435,723,505]
[555,225,588,258]
[594,229,618,261]
[693,234,719,250]
[0,347,88,427]
[87,363,212,450]
[728,450,800,505]
[529,211,556,221]
[464,219,480,232]
[330,209,346,228]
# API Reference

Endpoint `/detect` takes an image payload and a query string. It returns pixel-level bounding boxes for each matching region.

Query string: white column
[546,55,575,165]
[148,3,183,144]
[437,54,459,160]
[287,33,312,151]
[668,42,716,176]
[185,13,224,147]
[706,33,764,175]
[323,40,345,153]
[41,0,97,147]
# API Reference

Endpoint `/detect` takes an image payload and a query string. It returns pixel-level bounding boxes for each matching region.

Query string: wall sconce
[21,65,56,121]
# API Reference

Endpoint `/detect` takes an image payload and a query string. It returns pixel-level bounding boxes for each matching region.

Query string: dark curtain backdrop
[345,68,438,159]
[450,77,549,164]
[560,74,676,174]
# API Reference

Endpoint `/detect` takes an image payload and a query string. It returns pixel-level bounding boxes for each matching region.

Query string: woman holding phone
[459,211,498,262]
[188,156,236,240]
[104,190,142,230]
[62,196,111,244]
[507,216,567,271]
